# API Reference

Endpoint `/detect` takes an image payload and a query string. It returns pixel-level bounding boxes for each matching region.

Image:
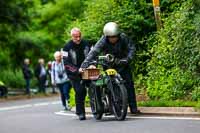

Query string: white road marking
[51,101,61,104]
[55,111,200,121]
[0,101,60,111]
[33,102,50,107]
[55,111,76,116]
[0,104,33,111]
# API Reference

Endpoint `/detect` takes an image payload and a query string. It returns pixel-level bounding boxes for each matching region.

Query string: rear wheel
[110,78,128,120]
[88,82,103,120]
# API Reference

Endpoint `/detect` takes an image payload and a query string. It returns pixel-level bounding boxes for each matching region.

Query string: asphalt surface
[0,96,200,133]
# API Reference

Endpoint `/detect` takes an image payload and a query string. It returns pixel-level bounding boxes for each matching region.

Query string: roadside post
[152,0,162,30]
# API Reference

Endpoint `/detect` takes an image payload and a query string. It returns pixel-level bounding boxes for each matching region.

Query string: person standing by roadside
[34,58,47,94]
[51,51,72,110]
[22,58,32,96]
[63,27,90,120]
[47,61,57,94]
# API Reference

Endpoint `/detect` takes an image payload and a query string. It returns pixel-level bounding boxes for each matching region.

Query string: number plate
[106,69,117,76]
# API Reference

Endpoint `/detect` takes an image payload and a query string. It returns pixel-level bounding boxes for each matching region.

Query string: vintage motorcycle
[82,54,128,120]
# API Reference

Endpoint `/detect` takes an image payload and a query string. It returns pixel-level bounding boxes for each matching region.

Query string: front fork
[106,75,118,105]
[107,74,124,103]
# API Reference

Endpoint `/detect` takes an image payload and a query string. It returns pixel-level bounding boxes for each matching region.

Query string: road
[0,96,200,133]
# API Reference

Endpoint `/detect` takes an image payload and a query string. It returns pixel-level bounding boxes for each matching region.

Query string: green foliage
[0,68,38,89]
[193,0,200,11]
[64,0,155,42]
[0,48,11,68]
[160,0,187,13]
[0,0,31,29]
[145,0,200,101]
[147,67,194,100]
[69,88,75,107]
[192,86,200,101]
[33,0,84,42]
[138,100,197,107]
[196,100,200,110]
[0,0,85,70]
[0,69,24,89]
[0,0,31,69]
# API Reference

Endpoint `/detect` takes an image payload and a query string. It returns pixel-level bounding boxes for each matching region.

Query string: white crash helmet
[103,22,120,36]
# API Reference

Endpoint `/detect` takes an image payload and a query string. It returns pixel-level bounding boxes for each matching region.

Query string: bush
[64,0,155,42]
[147,67,194,100]
[145,0,200,100]
[0,69,24,89]
[196,100,200,110]
[192,86,200,101]
[0,68,38,90]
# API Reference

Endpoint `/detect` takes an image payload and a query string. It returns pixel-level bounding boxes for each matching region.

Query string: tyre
[110,78,128,120]
[88,82,103,120]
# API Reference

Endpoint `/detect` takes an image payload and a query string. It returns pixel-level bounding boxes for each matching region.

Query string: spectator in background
[34,58,47,94]
[47,61,57,94]
[22,58,32,95]
[51,51,72,110]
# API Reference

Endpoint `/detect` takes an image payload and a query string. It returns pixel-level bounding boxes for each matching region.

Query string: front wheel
[110,79,128,120]
[88,82,103,120]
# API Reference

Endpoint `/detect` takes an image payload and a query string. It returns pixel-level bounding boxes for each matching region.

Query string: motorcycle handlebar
[98,54,114,63]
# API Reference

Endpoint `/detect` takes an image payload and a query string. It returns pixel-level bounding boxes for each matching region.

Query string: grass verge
[138,100,197,107]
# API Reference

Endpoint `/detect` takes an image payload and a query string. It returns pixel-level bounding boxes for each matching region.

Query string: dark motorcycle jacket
[63,39,90,80]
[81,33,136,69]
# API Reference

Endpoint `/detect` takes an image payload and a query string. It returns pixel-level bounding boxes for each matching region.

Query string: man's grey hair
[70,27,81,36]
[24,58,30,63]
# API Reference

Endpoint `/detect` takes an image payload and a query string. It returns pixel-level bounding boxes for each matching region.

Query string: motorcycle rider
[80,22,140,114]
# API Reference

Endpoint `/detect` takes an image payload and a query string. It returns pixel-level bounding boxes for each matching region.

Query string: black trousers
[71,80,87,115]
[38,75,46,93]
[118,67,138,111]
[25,79,30,95]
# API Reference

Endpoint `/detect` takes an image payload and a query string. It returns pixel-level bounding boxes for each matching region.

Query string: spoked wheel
[88,82,103,120]
[111,79,128,120]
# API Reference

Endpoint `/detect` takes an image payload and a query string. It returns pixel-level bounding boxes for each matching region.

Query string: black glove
[80,62,89,69]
